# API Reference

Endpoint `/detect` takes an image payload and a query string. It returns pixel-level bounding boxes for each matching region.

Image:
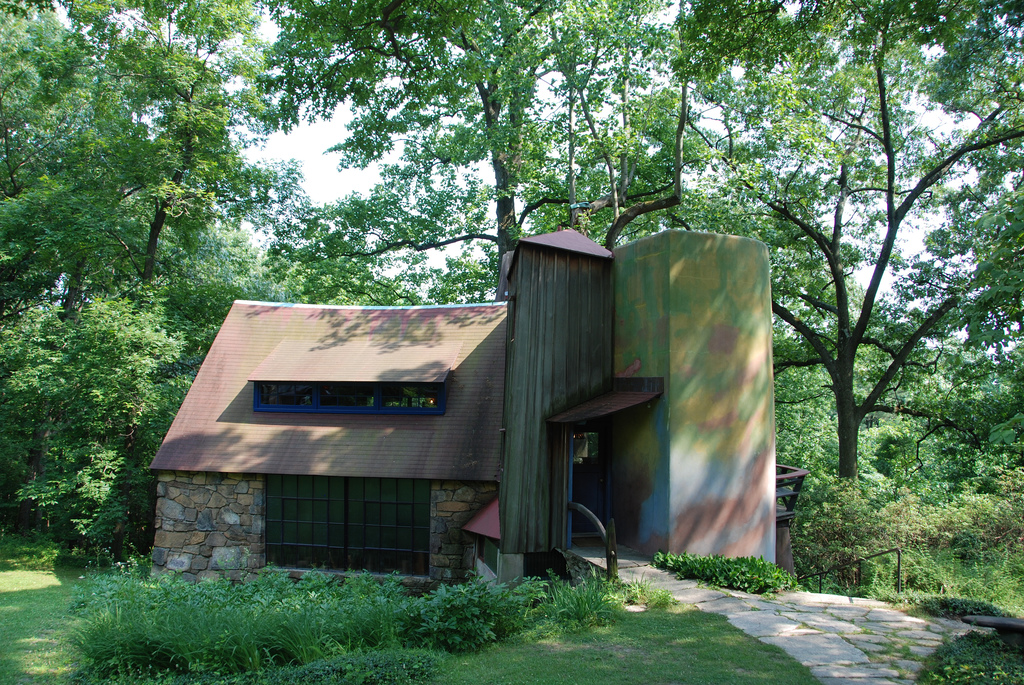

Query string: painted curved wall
[612,230,776,561]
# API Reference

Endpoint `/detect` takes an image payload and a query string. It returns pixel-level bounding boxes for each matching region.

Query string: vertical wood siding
[499,245,613,554]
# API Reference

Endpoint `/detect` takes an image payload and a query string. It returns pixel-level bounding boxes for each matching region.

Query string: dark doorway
[569,423,609,538]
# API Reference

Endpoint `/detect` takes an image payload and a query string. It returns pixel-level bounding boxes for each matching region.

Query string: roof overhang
[463,497,500,539]
[248,340,463,383]
[547,376,664,423]
[547,391,662,423]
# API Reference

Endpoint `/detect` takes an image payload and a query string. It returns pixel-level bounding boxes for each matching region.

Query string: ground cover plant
[652,550,800,594]
[917,631,1024,685]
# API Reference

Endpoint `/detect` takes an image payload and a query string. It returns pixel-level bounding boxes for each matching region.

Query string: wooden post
[606,518,618,582]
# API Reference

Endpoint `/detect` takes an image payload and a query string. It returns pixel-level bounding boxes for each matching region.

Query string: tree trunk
[142,169,184,283]
[60,258,87,320]
[494,155,516,256]
[835,363,860,479]
[16,424,49,533]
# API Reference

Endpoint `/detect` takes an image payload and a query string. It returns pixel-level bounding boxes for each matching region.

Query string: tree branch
[858,295,960,420]
[335,233,498,258]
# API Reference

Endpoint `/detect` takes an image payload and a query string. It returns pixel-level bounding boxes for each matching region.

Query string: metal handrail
[567,501,618,581]
[799,547,903,594]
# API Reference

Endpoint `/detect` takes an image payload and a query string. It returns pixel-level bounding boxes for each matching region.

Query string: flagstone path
[616,563,973,684]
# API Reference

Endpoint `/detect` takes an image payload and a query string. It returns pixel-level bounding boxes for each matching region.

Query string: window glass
[319,383,375,407]
[255,381,444,413]
[259,382,313,406]
[381,383,442,409]
[265,475,430,574]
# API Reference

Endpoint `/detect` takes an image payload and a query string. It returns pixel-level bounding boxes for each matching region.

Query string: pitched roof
[248,340,463,383]
[518,229,614,259]
[151,301,507,481]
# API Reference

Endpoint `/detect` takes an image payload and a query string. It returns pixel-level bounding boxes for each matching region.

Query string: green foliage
[542,572,619,630]
[918,631,1024,685]
[614,576,677,609]
[0,6,299,555]
[675,0,1024,479]
[653,551,798,595]
[914,596,1009,620]
[792,473,1024,615]
[70,569,545,678]
[71,650,440,685]
[401,576,544,652]
[0,300,185,552]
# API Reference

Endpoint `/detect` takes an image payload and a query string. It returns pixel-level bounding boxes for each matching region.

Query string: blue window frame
[254,381,445,414]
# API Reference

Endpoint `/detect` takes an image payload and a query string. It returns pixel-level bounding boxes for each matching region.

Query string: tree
[0,5,301,553]
[676,0,1024,478]
[260,0,691,297]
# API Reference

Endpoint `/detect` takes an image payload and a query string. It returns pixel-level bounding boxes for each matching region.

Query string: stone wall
[429,480,498,581]
[151,472,496,584]
[152,471,265,581]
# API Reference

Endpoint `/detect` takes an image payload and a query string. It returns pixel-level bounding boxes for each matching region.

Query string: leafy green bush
[652,551,799,594]
[543,572,618,629]
[914,597,1009,620]
[918,631,1024,684]
[401,576,543,652]
[791,471,1024,614]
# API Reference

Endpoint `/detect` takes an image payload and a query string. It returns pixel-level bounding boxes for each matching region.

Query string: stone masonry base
[151,472,496,585]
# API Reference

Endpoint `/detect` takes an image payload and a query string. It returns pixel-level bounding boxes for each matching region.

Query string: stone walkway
[616,563,972,685]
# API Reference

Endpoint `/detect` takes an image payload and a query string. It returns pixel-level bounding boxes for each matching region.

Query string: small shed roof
[150,301,507,481]
[518,229,614,260]
[462,497,500,540]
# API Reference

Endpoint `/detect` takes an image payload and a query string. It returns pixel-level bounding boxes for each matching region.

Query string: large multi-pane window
[255,382,444,414]
[265,475,431,575]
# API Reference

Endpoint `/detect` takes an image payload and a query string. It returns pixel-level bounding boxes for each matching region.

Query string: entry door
[570,426,607,535]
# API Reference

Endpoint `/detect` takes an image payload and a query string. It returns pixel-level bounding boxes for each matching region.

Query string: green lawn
[0,564,817,685]
[0,570,82,684]
[436,605,819,685]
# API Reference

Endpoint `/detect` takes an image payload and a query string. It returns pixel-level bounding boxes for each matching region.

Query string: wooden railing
[776,464,809,522]
[775,464,809,575]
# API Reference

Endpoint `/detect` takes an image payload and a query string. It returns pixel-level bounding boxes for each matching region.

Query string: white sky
[245,114,385,205]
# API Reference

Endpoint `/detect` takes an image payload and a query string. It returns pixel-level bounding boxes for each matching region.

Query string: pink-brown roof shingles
[150,301,508,481]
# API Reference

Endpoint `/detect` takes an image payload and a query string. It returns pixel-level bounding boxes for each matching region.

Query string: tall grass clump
[615,576,677,609]
[542,571,618,630]
[71,568,547,679]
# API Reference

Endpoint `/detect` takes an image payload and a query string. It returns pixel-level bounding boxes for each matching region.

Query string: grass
[0,566,820,685]
[0,570,83,684]
[0,534,85,683]
[434,604,820,685]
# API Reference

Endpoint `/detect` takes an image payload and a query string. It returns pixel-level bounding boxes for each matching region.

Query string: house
[149,229,777,583]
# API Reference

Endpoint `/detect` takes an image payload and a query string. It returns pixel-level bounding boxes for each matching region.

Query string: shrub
[914,597,1009,620]
[918,631,1024,684]
[402,576,543,652]
[652,551,798,594]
